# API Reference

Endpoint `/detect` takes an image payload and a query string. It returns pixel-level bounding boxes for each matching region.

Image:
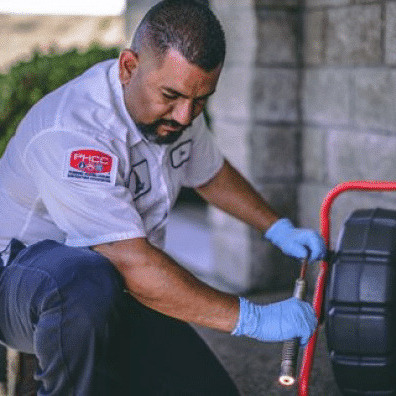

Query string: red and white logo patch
[63,148,117,184]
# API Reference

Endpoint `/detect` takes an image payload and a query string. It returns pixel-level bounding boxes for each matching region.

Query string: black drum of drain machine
[326,208,396,396]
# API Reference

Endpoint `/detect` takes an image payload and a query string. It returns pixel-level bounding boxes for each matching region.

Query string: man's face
[119,47,222,144]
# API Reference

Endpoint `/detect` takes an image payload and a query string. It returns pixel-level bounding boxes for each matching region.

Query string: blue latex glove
[232,297,317,346]
[265,218,326,261]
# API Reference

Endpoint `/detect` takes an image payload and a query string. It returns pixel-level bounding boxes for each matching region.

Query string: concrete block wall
[248,1,303,291]
[209,0,261,292]
[210,0,302,292]
[211,0,396,292]
[301,1,396,286]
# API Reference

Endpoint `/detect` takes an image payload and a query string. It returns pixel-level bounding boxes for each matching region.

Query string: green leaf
[0,45,120,157]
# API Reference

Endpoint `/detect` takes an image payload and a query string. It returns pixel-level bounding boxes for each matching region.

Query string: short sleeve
[23,130,146,247]
[182,117,224,188]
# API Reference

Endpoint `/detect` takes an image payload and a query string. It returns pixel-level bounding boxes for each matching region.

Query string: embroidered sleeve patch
[63,148,117,184]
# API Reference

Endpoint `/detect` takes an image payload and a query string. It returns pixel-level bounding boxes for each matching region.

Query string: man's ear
[119,49,139,84]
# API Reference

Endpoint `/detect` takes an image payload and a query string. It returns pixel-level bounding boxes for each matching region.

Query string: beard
[136,119,190,145]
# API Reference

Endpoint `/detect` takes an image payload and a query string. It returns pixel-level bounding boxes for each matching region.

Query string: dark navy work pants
[0,240,239,395]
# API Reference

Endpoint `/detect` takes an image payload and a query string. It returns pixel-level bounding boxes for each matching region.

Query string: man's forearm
[93,237,318,346]
[93,238,239,332]
[196,160,279,233]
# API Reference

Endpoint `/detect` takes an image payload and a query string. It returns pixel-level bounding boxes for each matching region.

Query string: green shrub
[0,45,120,156]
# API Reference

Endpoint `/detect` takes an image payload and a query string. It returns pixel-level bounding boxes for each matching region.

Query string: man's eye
[163,92,178,100]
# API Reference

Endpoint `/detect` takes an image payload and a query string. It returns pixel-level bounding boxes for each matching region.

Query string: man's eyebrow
[197,89,216,100]
[162,87,216,100]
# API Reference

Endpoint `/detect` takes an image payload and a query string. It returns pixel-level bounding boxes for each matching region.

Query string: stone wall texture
[210,0,396,291]
[301,0,396,285]
[210,0,303,292]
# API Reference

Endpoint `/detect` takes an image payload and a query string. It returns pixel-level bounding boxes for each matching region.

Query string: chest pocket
[170,140,192,168]
[129,159,151,200]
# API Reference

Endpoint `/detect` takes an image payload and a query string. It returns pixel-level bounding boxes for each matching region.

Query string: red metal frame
[298,181,396,396]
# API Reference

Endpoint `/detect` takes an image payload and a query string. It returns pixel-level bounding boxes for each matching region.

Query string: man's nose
[172,100,195,126]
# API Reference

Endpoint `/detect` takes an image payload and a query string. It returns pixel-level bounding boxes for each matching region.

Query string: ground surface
[194,292,342,396]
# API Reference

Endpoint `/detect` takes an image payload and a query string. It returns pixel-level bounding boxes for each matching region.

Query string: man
[0,1,325,394]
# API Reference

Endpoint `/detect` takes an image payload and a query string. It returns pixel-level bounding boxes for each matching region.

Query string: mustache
[160,119,191,129]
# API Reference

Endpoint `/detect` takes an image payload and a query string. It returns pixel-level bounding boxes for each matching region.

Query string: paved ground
[193,295,341,396]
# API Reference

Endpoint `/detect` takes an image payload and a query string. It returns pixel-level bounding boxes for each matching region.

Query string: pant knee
[76,266,124,328]
[22,241,124,330]
[61,253,124,329]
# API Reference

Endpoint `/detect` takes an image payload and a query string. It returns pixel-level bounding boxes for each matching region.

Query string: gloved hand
[264,218,326,261]
[232,297,317,346]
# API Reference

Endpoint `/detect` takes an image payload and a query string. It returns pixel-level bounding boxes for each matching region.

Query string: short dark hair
[131,0,226,71]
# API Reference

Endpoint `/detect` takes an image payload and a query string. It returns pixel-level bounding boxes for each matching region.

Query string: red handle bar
[298,181,396,396]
